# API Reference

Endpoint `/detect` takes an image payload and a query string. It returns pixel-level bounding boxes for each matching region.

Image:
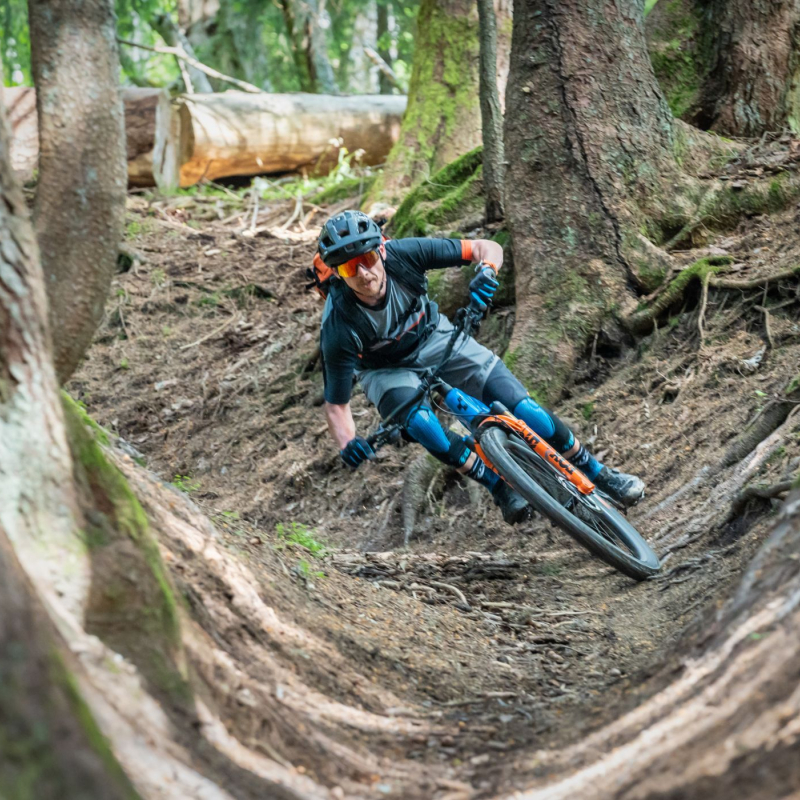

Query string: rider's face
[342,252,385,300]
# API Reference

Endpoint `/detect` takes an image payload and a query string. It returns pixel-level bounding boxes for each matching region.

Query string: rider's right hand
[340,436,376,468]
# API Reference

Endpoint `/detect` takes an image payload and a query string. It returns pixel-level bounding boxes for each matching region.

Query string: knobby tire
[480,427,660,581]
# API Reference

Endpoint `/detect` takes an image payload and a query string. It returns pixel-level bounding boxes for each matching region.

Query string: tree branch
[117,38,264,94]
[363,46,407,93]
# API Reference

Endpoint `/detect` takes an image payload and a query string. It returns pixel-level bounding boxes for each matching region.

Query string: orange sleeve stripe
[460,240,473,262]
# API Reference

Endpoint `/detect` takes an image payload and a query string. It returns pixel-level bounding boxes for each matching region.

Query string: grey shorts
[357,316,499,411]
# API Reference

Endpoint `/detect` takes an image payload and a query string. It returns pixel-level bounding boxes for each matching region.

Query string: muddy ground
[70,187,800,798]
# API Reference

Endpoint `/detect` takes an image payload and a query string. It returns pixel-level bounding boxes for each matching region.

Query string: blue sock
[569,444,603,480]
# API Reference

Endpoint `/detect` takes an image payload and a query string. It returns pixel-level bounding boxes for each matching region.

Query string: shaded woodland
[2,0,800,798]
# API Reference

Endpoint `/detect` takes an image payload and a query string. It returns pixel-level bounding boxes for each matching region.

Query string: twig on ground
[429,581,470,608]
[696,271,711,347]
[709,264,800,290]
[755,304,775,350]
[180,314,238,350]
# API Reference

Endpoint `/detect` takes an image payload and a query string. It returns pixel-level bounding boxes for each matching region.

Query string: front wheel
[479,427,660,581]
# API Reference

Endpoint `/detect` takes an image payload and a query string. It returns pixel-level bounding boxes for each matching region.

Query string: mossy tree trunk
[478,0,505,223]
[376,0,511,202]
[647,0,800,136]
[693,0,800,136]
[29,0,127,384]
[0,91,139,800]
[504,0,688,402]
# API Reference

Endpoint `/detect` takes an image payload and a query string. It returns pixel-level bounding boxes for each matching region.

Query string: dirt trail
[70,191,800,797]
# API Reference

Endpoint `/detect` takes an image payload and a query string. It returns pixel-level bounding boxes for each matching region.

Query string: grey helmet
[318,210,382,267]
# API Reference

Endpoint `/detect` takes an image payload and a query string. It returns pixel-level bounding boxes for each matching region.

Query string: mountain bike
[366,301,661,581]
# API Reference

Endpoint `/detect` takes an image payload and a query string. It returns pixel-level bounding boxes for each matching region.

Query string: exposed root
[725,479,796,522]
[401,453,445,546]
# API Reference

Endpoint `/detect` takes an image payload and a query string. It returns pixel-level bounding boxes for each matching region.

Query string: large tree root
[503,490,800,800]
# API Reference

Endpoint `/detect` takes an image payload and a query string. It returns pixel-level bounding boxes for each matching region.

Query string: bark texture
[0,91,139,800]
[504,0,677,401]
[29,0,127,384]
[695,0,800,135]
[478,0,505,222]
[376,0,512,202]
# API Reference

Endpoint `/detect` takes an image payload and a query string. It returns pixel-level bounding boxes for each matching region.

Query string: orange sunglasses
[337,249,381,278]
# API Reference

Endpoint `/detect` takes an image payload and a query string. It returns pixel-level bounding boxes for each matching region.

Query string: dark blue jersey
[320,237,473,404]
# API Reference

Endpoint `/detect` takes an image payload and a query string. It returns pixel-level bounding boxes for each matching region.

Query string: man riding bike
[317,210,644,524]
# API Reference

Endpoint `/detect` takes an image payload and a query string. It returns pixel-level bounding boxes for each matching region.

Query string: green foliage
[173,474,200,493]
[391,147,484,237]
[276,521,326,557]
[295,559,325,580]
[582,402,595,421]
[6,0,420,94]
[647,0,704,119]
[2,0,31,86]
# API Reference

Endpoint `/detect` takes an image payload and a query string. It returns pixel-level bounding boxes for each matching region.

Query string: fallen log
[123,87,184,190]
[177,91,407,186]
[3,86,183,190]
[2,86,37,183]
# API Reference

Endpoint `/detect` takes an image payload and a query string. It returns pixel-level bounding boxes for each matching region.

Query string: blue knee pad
[513,396,575,452]
[513,396,556,438]
[405,405,451,455]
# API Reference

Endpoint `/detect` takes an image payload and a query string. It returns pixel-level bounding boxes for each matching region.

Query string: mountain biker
[317,210,645,524]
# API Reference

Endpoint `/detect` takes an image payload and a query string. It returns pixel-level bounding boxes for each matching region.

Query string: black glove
[340,436,376,468]
[468,262,499,311]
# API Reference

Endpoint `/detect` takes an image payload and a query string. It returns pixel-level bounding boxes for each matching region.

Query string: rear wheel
[480,427,660,580]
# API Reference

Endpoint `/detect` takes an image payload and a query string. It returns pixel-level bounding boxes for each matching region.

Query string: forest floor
[70,185,800,799]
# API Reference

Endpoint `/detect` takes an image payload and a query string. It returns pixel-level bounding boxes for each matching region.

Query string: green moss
[55,653,140,798]
[627,255,734,332]
[60,395,189,709]
[63,394,112,446]
[786,373,800,396]
[310,174,376,205]
[647,0,704,119]
[391,147,485,238]
[374,0,481,202]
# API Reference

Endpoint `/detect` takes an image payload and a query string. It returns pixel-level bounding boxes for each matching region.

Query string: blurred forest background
[2,0,418,94]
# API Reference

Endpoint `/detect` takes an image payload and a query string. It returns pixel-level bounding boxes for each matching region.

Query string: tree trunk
[279,0,338,94]
[6,87,183,190]
[377,0,393,94]
[178,91,406,186]
[693,0,800,136]
[29,0,127,385]
[478,0,505,223]
[0,93,139,800]
[504,0,680,402]
[375,0,512,202]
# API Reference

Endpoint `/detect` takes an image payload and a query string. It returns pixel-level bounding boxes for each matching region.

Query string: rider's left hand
[469,263,499,310]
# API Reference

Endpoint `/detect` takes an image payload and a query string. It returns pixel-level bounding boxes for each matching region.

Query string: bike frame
[368,304,597,498]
